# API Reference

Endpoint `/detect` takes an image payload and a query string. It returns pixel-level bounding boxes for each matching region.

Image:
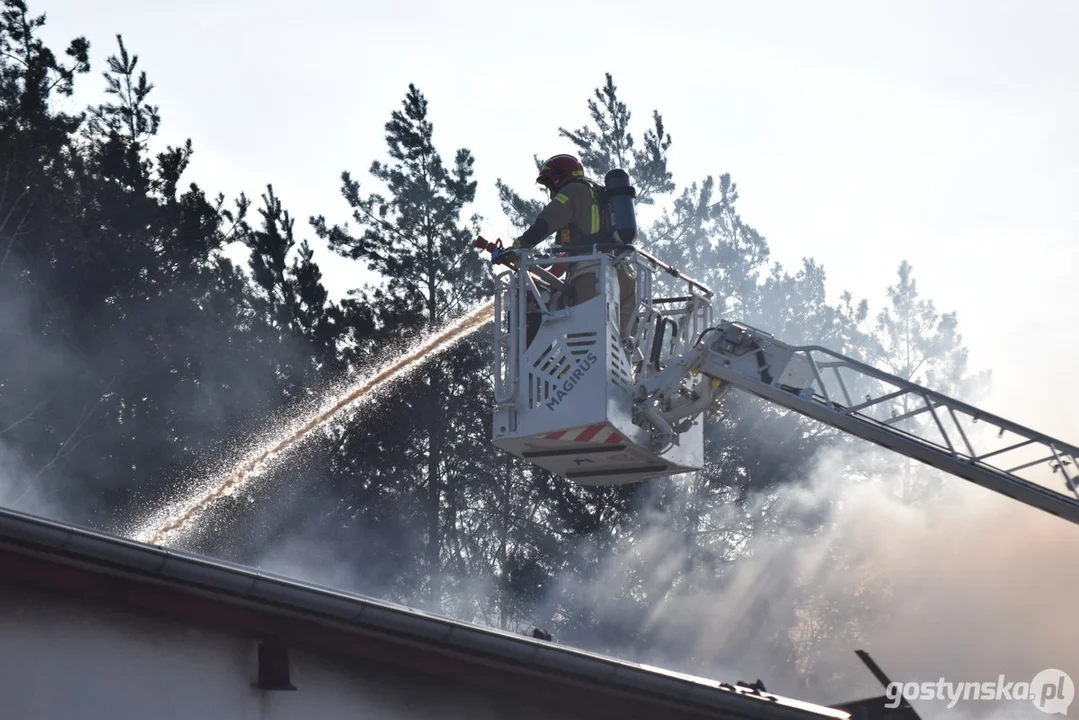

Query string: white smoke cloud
[533,439,1078,715]
[0,437,62,521]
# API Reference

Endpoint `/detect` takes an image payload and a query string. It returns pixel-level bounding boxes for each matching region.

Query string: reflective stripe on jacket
[535,179,603,248]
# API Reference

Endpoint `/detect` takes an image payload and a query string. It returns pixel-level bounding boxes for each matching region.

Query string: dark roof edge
[0,506,848,720]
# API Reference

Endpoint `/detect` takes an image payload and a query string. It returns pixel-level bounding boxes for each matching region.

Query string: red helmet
[536,154,584,192]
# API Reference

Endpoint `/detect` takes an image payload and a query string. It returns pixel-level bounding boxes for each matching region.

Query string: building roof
[0,506,849,720]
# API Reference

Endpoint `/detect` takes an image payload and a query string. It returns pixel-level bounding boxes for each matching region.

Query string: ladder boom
[481,244,1079,526]
[638,321,1079,525]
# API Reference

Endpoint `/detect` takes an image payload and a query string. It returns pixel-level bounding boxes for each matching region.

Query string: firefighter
[504,154,637,343]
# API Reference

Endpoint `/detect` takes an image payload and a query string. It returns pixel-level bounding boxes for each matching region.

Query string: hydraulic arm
[635,321,1079,525]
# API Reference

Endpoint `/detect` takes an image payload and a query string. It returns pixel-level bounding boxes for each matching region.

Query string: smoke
[0,438,62,521]
[253,531,373,594]
[239,412,1079,717]
[128,301,493,546]
[824,469,1078,717]
[523,438,1078,717]
[251,524,501,628]
[203,281,1077,718]
[0,262,320,531]
[0,278,91,522]
[2,207,1055,717]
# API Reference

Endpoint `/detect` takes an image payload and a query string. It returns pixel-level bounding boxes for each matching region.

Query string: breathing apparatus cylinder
[603,169,638,244]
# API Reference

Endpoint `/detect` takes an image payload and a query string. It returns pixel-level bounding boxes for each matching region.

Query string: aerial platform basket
[487,246,714,486]
[477,241,1079,526]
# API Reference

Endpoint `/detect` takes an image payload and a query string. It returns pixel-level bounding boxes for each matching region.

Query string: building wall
[0,584,593,720]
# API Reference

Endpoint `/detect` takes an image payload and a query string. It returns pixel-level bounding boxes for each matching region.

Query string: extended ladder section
[637,321,1079,525]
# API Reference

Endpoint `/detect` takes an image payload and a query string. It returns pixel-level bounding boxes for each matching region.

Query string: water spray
[134,300,494,546]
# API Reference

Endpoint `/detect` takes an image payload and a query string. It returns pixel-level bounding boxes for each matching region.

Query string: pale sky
[38,0,1078,440]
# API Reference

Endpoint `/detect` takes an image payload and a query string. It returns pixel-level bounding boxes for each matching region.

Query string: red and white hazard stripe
[543,423,623,444]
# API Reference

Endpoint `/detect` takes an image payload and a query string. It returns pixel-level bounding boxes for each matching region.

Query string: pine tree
[865,260,990,502]
[243,184,344,395]
[496,73,675,233]
[0,16,342,540]
[0,0,88,500]
[313,83,491,610]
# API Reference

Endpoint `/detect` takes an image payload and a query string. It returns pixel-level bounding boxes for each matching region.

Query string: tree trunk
[426,364,442,612]
[499,461,511,630]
